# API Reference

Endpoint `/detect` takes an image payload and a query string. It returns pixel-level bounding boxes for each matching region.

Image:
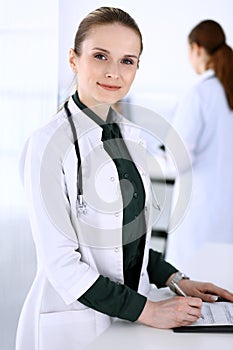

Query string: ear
[192,42,202,56]
[69,48,78,73]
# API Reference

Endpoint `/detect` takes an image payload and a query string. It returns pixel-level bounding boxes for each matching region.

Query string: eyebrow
[92,47,139,59]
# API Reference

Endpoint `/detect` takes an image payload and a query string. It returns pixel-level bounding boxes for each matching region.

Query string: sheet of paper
[190,302,233,326]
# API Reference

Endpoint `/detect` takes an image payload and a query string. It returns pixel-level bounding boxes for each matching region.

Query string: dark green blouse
[73,92,177,321]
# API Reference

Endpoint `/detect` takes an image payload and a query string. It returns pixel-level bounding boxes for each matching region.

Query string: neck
[90,104,111,122]
[77,91,111,122]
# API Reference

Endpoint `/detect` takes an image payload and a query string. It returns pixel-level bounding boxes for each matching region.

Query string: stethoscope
[64,100,161,216]
[64,101,87,215]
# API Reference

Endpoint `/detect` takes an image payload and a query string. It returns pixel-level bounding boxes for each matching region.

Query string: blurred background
[0,1,233,349]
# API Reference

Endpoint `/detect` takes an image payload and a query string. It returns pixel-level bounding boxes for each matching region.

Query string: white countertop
[86,319,233,350]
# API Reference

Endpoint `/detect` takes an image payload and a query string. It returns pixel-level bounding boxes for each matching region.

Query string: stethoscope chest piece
[76,195,87,215]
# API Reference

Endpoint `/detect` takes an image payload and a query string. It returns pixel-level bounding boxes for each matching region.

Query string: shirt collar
[200,69,215,81]
[72,91,116,128]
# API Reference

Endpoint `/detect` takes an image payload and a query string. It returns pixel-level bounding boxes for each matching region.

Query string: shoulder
[23,104,80,164]
[187,71,225,114]
[176,72,218,112]
[20,109,72,174]
[29,109,68,148]
[192,70,222,97]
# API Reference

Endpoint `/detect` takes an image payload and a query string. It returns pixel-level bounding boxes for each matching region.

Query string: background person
[165,20,233,268]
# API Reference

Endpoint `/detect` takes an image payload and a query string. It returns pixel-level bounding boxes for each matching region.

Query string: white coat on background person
[165,20,233,269]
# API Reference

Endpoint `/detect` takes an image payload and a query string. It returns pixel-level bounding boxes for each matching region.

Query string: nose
[105,62,120,79]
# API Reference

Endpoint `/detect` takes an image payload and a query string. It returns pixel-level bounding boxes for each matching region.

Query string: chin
[96,90,126,105]
[97,96,121,106]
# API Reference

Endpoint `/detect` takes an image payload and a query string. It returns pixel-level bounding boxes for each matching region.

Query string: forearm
[147,249,178,287]
[78,275,147,321]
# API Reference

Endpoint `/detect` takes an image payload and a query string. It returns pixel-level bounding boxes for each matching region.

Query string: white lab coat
[165,69,233,269]
[16,98,157,350]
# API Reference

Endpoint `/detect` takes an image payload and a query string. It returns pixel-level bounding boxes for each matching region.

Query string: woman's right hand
[137,296,202,329]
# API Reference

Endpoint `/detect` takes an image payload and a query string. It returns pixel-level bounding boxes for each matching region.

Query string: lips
[97,82,121,91]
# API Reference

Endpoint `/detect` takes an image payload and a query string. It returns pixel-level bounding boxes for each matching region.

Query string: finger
[187,305,202,318]
[215,289,233,302]
[199,283,233,302]
[198,286,233,303]
[185,314,200,323]
[174,313,199,328]
[181,318,198,326]
[180,313,200,326]
[186,296,202,308]
[198,293,219,303]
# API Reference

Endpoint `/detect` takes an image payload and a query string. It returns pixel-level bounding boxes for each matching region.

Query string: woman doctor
[16,9,233,350]
[165,20,233,268]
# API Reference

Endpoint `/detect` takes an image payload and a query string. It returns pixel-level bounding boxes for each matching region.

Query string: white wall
[58,0,233,119]
[0,2,58,350]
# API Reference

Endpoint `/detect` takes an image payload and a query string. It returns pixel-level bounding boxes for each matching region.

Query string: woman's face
[188,42,209,74]
[70,23,141,107]
[188,43,200,73]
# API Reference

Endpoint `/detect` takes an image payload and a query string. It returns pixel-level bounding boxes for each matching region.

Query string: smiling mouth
[97,82,121,91]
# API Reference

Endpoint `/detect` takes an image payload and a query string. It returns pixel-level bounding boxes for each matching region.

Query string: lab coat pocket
[39,309,96,350]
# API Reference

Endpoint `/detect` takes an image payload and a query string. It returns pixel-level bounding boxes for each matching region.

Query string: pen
[170,280,204,319]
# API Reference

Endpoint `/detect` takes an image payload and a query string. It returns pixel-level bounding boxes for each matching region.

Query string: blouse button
[114,247,119,253]
[115,212,119,217]
[110,177,115,182]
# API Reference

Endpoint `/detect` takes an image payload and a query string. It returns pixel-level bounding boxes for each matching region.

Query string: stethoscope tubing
[64,101,86,214]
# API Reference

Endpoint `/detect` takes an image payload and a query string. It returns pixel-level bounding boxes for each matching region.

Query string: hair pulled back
[74,7,143,57]
[188,20,233,110]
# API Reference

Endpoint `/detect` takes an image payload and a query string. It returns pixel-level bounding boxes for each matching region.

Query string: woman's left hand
[178,279,233,303]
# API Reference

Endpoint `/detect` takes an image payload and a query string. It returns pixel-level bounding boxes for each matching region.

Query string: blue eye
[121,58,134,65]
[94,54,107,60]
